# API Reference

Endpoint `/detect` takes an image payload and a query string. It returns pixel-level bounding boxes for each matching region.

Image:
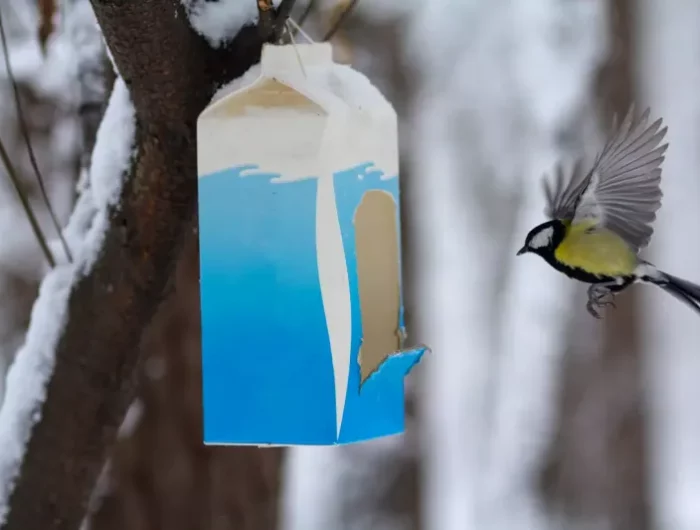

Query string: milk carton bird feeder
[196,41,427,446]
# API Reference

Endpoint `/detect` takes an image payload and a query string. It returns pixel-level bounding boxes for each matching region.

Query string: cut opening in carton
[354,189,401,384]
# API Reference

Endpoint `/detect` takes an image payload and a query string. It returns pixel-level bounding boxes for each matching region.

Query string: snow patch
[0,76,136,525]
[0,267,73,522]
[180,0,281,48]
[0,0,84,413]
[90,81,135,209]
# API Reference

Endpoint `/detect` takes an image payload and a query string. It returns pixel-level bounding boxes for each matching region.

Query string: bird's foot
[586,284,616,319]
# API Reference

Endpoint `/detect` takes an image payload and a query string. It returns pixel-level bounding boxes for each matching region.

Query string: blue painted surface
[332,163,425,443]
[198,163,424,445]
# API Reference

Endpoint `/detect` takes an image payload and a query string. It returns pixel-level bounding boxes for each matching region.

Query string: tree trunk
[3,2,276,529]
[88,232,283,530]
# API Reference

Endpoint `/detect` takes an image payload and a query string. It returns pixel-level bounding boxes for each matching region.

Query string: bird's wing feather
[571,106,668,252]
[542,157,588,220]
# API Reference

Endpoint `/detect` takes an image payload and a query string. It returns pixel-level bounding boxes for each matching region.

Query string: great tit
[517,106,700,318]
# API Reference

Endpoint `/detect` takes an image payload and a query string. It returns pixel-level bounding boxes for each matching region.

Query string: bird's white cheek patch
[530,226,554,249]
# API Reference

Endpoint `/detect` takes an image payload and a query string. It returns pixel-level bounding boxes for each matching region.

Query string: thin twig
[323,0,358,41]
[0,136,56,268]
[0,4,72,262]
[285,20,307,75]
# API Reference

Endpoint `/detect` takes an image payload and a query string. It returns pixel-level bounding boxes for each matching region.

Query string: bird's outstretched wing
[542,158,588,221]
[543,106,668,252]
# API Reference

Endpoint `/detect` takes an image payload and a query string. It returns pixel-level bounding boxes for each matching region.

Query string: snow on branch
[180,0,282,48]
[0,76,136,526]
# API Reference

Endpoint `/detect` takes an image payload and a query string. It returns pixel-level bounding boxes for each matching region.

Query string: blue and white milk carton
[196,42,426,446]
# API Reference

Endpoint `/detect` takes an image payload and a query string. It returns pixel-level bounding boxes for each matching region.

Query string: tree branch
[2,1,272,528]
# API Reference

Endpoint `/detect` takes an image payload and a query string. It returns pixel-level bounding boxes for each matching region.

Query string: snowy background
[0,0,699,529]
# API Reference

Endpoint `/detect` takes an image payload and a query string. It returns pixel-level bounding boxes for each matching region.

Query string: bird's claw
[586,300,603,319]
[586,285,616,319]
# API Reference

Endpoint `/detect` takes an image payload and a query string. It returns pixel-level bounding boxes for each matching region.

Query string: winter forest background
[0,0,698,529]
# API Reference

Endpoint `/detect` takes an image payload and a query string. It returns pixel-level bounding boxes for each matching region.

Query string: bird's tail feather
[649,271,700,314]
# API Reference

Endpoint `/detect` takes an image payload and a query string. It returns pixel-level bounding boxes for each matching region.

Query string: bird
[516,105,700,318]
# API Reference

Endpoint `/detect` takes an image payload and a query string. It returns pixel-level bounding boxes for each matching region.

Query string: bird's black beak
[516,246,527,256]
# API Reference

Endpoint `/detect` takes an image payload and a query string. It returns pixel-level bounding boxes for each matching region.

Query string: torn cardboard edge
[350,184,428,387]
[360,343,430,390]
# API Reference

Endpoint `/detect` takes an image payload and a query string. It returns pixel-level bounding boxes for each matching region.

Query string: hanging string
[286,17,315,44]
[284,17,317,79]
[285,21,307,78]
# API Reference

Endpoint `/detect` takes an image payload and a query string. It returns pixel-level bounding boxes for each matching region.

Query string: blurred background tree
[0,1,699,530]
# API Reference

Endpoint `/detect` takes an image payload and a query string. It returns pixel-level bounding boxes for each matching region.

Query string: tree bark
[3,1,275,529]
[88,232,284,530]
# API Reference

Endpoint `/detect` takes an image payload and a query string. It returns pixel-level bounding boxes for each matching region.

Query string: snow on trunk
[636,3,700,529]
[406,1,606,529]
[179,0,282,48]
[0,72,135,525]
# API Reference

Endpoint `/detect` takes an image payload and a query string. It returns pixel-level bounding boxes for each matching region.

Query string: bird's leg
[586,283,617,319]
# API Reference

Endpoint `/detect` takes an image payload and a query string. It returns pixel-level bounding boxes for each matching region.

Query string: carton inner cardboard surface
[217,79,322,116]
[354,190,401,383]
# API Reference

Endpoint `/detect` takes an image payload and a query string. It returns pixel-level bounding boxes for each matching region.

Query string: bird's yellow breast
[554,221,638,277]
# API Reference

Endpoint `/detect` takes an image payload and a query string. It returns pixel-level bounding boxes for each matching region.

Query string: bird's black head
[517,220,565,257]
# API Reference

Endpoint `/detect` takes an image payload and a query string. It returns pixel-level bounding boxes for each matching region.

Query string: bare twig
[0,3,72,263]
[0,136,55,268]
[323,0,358,41]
